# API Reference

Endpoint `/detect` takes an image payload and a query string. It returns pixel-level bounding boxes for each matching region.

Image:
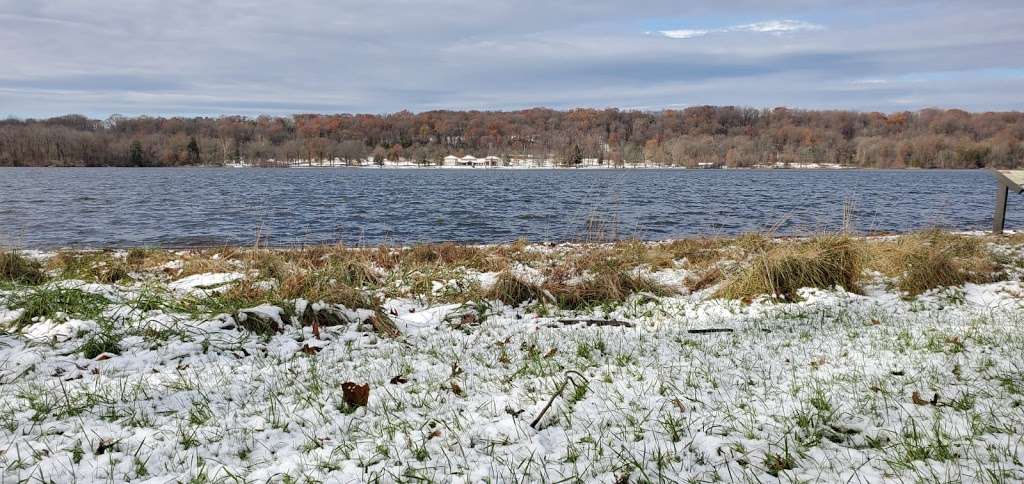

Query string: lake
[0,167,1016,248]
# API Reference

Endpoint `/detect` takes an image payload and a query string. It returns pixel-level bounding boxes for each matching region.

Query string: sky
[1,0,1023,118]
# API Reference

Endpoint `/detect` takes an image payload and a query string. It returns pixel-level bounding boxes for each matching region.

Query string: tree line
[1,107,1022,168]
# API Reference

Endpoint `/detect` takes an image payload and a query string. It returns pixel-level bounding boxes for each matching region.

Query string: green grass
[2,286,109,329]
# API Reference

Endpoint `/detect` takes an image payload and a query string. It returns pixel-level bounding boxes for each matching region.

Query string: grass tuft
[485,271,548,306]
[868,230,1002,296]
[717,234,863,301]
[547,269,671,310]
[3,286,109,329]
[0,250,47,285]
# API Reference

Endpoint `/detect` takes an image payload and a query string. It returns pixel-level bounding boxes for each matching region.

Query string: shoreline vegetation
[3,230,1024,481]
[2,107,1023,169]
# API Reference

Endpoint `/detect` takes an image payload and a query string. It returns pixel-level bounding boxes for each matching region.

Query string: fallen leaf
[342,382,370,407]
[428,430,442,439]
[96,438,115,455]
[94,353,113,361]
[911,391,930,406]
[312,320,321,339]
[460,313,478,326]
[671,398,687,413]
[450,361,463,378]
[450,382,464,396]
[390,375,408,384]
[543,348,558,359]
[300,344,320,355]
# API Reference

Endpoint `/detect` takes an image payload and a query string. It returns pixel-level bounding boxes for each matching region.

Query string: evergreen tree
[187,137,201,164]
[129,140,146,166]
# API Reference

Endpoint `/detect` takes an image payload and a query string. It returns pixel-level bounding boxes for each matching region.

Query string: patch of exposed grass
[547,269,671,310]
[485,271,548,306]
[0,250,46,285]
[2,286,109,329]
[49,251,133,284]
[867,231,1002,296]
[401,243,507,272]
[716,234,863,301]
[78,321,122,359]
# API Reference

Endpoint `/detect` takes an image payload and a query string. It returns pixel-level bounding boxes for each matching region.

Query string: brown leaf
[543,348,558,359]
[428,429,443,439]
[312,320,321,340]
[96,438,115,455]
[342,382,370,407]
[911,391,930,406]
[94,353,113,361]
[460,313,478,326]
[300,344,321,355]
[450,361,463,378]
[390,375,408,384]
[671,398,687,413]
[450,382,464,396]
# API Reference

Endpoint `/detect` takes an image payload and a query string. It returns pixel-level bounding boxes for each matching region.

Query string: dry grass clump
[661,238,727,267]
[46,251,132,284]
[716,234,863,301]
[572,240,677,272]
[867,230,1002,296]
[276,269,377,309]
[685,266,723,293]
[545,269,672,310]
[0,250,46,285]
[175,249,244,277]
[485,271,549,306]
[401,242,507,272]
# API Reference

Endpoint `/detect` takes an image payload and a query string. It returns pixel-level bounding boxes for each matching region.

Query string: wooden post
[994,181,1009,234]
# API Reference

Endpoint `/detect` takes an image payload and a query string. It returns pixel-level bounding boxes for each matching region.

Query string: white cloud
[659,19,823,39]
[733,20,823,34]
[659,29,710,39]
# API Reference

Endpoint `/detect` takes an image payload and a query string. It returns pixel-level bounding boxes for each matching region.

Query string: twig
[687,328,734,334]
[530,370,589,429]
[557,319,634,328]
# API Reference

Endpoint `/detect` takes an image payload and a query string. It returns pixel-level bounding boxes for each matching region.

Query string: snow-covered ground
[2,240,1024,482]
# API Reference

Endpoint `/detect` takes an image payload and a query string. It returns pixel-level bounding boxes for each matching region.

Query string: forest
[0,107,1022,168]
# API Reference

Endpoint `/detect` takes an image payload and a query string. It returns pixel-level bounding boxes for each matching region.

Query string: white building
[485,156,503,166]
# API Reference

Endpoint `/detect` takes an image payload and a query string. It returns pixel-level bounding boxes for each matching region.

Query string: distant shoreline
[0,164,987,170]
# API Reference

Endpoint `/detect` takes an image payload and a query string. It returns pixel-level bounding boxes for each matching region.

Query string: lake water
[0,167,1017,248]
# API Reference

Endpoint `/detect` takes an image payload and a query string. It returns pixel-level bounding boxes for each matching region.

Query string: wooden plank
[995,170,1024,193]
[994,182,1009,234]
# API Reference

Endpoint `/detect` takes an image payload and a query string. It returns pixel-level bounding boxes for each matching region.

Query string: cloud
[659,19,824,39]
[0,1,1022,116]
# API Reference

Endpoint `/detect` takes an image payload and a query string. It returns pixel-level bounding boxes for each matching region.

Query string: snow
[167,272,243,295]
[2,240,1024,482]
